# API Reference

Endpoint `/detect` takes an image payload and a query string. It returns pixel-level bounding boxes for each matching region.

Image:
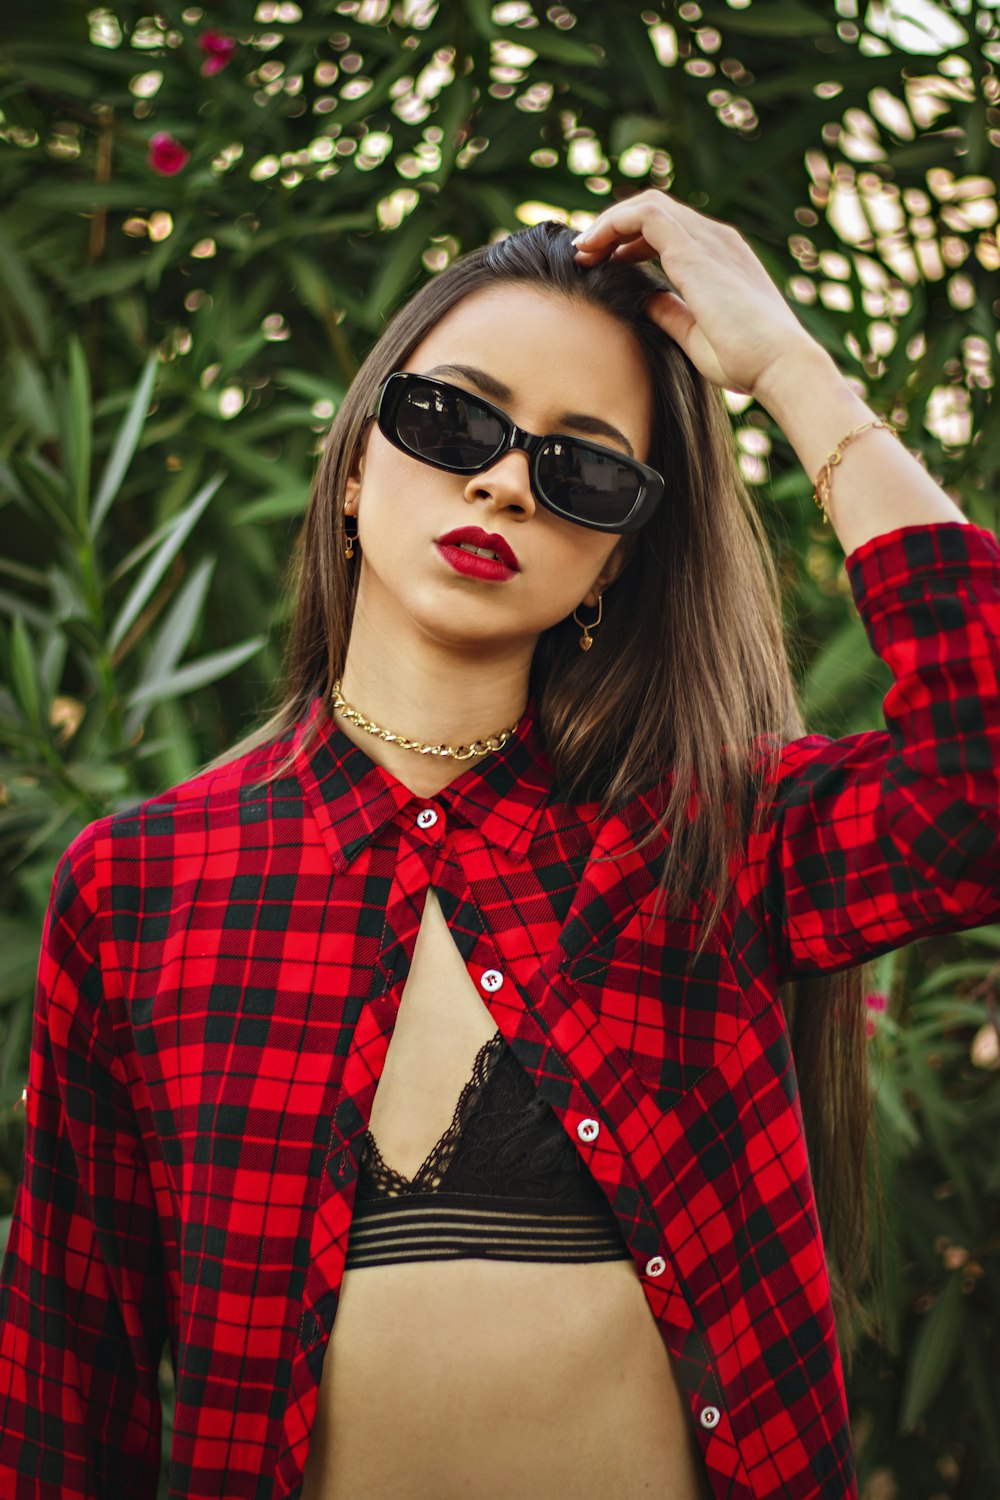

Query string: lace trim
[361,1030,506,1196]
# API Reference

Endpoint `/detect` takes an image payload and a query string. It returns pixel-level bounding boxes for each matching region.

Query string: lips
[436,526,520,571]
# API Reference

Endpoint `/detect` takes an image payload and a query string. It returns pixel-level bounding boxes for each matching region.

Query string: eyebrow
[421,362,636,458]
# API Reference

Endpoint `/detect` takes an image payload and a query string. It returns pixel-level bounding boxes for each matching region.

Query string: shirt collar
[292,690,554,870]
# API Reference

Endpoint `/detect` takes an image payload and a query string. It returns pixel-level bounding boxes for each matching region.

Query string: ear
[582,534,634,606]
[344,418,372,512]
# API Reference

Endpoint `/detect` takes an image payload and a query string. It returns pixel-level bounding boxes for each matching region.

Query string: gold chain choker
[331,679,521,762]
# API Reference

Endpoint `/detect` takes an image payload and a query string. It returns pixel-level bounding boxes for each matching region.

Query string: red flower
[864,990,888,1040]
[148,132,191,176]
[199,29,237,76]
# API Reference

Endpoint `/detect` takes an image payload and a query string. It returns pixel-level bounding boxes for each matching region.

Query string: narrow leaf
[11,454,77,540]
[124,636,266,708]
[9,347,57,441]
[0,219,50,355]
[63,338,93,531]
[90,353,159,536]
[9,616,42,731]
[108,474,224,652]
[899,1272,965,1429]
[122,557,215,742]
[362,214,437,326]
[522,31,605,66]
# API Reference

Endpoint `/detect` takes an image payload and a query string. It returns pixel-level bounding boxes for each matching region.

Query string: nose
[464,447,537,519]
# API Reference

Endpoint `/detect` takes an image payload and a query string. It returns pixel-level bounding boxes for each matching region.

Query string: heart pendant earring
[571,593,603,651]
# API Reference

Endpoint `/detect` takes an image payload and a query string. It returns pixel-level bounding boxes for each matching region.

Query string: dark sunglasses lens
[394,381,505,469]
[537,440,640,526]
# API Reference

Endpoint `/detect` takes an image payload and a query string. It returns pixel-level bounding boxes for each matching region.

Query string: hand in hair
[571,188,817,404]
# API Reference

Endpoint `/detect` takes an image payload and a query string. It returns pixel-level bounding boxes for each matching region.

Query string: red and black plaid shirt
[1,519,998,1499]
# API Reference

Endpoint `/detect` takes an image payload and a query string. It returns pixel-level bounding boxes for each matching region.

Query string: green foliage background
[1,1,999,1494]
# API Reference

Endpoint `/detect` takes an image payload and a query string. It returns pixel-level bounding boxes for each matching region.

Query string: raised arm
[570,186,969,555]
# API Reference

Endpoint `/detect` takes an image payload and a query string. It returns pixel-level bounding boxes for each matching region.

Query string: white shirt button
[415,807,438,830]
[699,1405,721,1430]
[577,1118,600,1143]
[480,969,504,993]
[644,1256,666,1278]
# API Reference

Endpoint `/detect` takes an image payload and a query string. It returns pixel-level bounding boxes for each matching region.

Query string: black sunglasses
[370,371,664,534]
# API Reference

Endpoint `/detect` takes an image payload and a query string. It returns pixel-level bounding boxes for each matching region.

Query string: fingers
[573,234,654,265]
[644,290,694,341]
[571,189,672,242]
[607,239,657,263]
[572,203,655,256]
[571,188,721,263]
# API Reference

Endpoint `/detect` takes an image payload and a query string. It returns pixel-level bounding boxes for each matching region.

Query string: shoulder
[55,726,299,906]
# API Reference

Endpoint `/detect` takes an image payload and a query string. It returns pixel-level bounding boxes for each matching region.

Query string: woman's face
[344,282,654,662]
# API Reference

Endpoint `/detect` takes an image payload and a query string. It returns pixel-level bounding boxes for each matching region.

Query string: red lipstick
[436,526,520,582]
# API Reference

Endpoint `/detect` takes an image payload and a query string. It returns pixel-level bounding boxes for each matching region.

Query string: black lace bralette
[344,1030,631,1267]
[358,1030,601,1199]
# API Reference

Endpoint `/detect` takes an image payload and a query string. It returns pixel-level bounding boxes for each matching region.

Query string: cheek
[540,521,620,582]
[357,446,452,526]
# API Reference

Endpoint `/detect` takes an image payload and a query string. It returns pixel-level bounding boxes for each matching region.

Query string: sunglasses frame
[369,371,665,535]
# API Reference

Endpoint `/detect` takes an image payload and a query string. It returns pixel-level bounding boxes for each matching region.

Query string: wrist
[751,340,846,422]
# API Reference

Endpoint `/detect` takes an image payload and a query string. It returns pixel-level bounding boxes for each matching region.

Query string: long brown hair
[205,220,876,1354]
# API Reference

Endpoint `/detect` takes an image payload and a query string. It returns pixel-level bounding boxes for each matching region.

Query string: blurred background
[0,1,998,1494]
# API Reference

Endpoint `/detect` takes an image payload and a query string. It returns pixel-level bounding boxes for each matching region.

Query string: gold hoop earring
[343,513,359,560]
[572,593,603,651]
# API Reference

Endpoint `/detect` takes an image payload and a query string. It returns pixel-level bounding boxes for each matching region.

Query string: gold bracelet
[812,417,898,523]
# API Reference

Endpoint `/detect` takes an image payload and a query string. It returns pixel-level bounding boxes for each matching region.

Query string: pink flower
[148,132,190,176]
[864,990,888,1040]
[199,29,237,75]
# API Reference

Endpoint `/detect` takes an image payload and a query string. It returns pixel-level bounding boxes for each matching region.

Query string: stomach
[300,1256,714,1500]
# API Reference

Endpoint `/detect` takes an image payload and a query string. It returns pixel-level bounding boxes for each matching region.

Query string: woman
[1,190,997,1500]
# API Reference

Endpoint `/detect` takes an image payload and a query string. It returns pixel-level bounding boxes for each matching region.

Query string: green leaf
[963,1324,1000,1464]
[122,557,215,742]
[913,962,993,997]
[231,485,311,525]
[463,182,521,229]
[207,434,303,487]
[21,182,182,212]
[63,337,92,531]
[275,368,345,405]
[2,802,75,876]
[8,347,57,442]
[90,353,160,537]
[68,256,169,303]
[426,76,475,184]
[898,1272,965,1429]
[873,1065,921,1152]
[67,762,132,798]
[0,219,50,356]
[518,31,606,67]
[2,43,98,96]
[124,637,267,708]
[0,590,50,631]
[39,631,67,701]
[798,616,878,721]
[8,616,43,733]
[10,455,77,541]
[614,11,676,118]
[362,214,442,329]
[609,114,674,158]
[0,558,49,591]
[107,474,224,653]
[702,2,832,36]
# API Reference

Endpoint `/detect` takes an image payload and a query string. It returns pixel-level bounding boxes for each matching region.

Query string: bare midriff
[300,890,712,1500]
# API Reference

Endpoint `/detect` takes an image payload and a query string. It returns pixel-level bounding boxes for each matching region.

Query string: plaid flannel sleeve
[0,827,166,1499]
[757,520,1000,983]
